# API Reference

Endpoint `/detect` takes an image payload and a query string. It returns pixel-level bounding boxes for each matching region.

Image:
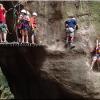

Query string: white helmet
[72,17,76,21]
[21,9,26,13]
[32,12,37,16]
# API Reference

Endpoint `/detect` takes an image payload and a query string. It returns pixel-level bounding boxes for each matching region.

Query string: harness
[96,47,100,55]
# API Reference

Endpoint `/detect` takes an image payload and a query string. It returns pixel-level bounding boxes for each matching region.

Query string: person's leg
[25,29,28,43]
[18,29,21,43]
[0,32,2,43]
[21,30,25,43]
[70,32,75,48]
[31,29,35,44]
[97,56,100,63]
[0,24,3,42]
[97,57,100,69]
[70,32,74,44]
[91,56,97,70]
[68,27,75,48]
[3,32,7,42]
[66,35,69,44]
[65,28,70,45]
[31,34,35,44]
[19,30,22,43]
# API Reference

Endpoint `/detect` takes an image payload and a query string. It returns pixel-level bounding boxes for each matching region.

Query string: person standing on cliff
[30,12,38,44]
[0,3,8,43]
[65,16,78,48]
[18,9,30,43]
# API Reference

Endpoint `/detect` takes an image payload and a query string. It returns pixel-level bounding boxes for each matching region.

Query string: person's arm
[27,15,30,22]
[95,40,99,55]
[32,18,37,29]
[65,21,68,28]
[29,20,35,30]
[2,8,7,17]
[75,24,78,30]
[74,20,77,29]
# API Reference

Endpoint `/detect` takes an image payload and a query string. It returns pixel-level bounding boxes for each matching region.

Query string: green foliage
[88,1,100,36]
[89,1,100,22]
[0,68,14,99]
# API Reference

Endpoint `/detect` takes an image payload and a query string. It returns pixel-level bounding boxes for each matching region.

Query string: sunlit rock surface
[0,1,100,99]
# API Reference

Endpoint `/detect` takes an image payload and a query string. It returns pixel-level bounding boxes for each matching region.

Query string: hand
[32,27,35,31]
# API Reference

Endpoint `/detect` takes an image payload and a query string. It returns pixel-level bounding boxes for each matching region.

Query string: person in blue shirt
[65,16,78,48]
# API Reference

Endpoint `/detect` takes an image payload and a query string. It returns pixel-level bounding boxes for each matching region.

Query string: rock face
[0,1,100,99]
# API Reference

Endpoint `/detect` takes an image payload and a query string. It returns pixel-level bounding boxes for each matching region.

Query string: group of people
[0,3,38,44]
[0,3,79,45]
[65,16,100,70]
[0,3,99,70]
[17,9,37,44]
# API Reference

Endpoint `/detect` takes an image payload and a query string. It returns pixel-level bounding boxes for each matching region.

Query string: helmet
[32,12,37,16]
[0,4,3,6]
[21,9,26,13]
[0,4,3,8]
[72,17,76,21]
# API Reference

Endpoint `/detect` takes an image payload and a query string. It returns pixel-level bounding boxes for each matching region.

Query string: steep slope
[0,1,100,99]
[25,1,100,99]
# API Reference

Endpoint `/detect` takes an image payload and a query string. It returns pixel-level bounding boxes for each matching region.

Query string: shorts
[31,28,36,35]
[21,24,30,31]
[21,20,30,31]
[0,23,7,33]
[66,27,75,37]
[93,54,100,61]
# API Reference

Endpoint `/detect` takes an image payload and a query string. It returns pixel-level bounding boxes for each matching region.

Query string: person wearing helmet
[65,16,78,48]
[30,12,37,44]
[90,40,100,70]
[0,3,8,43]
[18,9,30,43]
[21,9,26,14]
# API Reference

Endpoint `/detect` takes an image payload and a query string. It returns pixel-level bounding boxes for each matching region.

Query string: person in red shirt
[0,3,8,43]
[30,12,37,44]
[0,4,6,23]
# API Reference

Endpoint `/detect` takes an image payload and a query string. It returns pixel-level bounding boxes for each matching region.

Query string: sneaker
[70,43,75,49]
[3,41,8,43]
